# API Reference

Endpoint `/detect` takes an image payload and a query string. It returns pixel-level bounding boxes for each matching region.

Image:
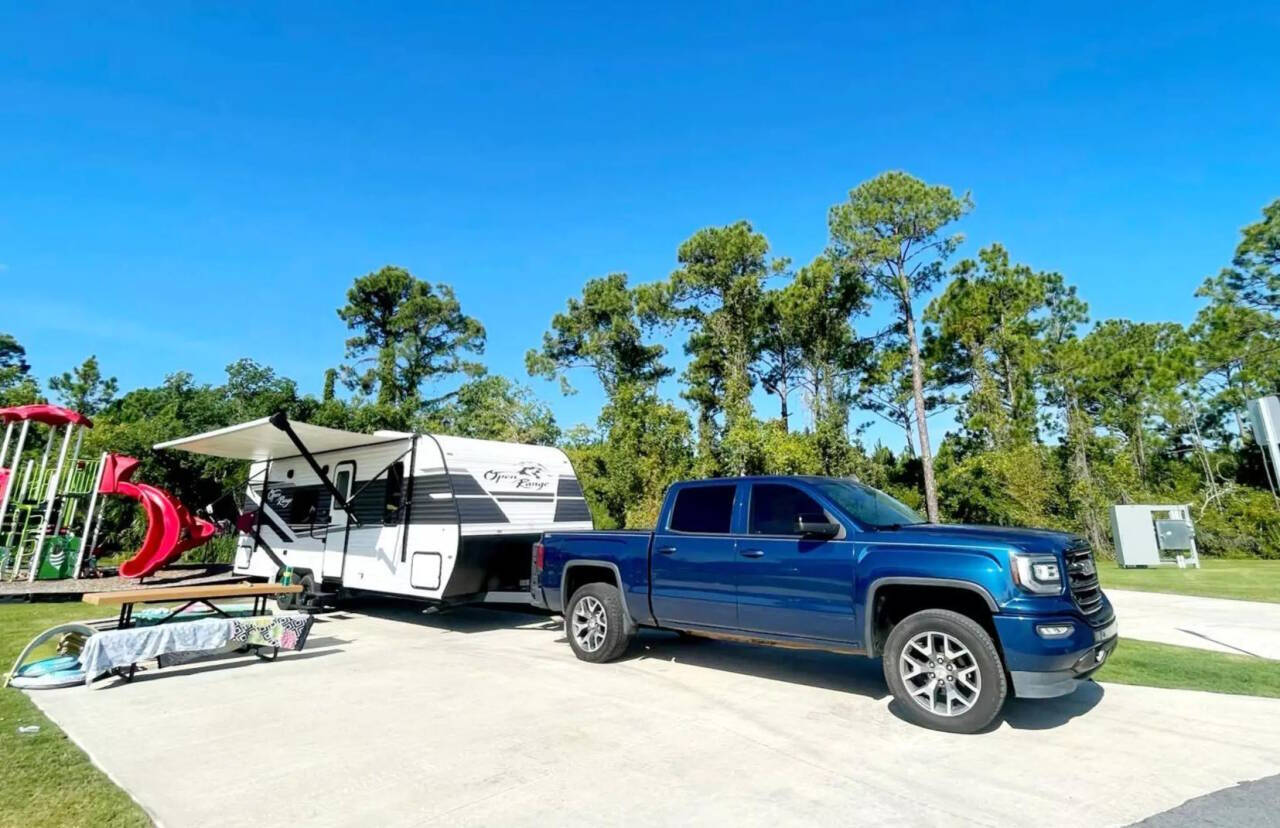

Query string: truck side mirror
[794,513,839,538]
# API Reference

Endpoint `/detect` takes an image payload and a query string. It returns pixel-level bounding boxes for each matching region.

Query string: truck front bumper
[995,614,1119,699]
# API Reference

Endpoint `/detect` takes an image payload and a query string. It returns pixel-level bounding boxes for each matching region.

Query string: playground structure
[0,405,100,581]
[98,453,216,579]
[0,404,216,581]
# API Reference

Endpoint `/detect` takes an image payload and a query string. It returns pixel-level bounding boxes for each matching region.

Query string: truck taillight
[533,542,545,570]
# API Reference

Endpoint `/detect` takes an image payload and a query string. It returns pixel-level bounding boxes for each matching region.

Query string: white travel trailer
[155,414,593,606]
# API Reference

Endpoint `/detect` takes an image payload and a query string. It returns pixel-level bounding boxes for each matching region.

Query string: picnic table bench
[83,582,303,629]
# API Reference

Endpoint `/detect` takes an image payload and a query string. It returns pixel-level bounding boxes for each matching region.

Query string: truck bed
[534,530,656,625]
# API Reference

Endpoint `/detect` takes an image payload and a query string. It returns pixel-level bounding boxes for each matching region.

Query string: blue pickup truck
[531,475,1118,733]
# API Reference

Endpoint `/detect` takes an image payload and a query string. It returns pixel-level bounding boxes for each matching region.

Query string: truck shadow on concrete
[619,629,892,699]
[618,630,1105,731]
[340,601,1106,732]
[996,681,1105,730]
[884,679,1105,733]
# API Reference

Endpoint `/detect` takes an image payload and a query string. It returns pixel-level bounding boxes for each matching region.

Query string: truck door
[321,461,355,581]
[735,482,857,643]
[649,482,741,629]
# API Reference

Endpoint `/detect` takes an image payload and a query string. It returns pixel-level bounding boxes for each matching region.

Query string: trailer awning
[153,416,397,460]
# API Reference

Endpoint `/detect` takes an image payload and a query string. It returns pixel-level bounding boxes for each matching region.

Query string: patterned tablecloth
[80,614,313,685]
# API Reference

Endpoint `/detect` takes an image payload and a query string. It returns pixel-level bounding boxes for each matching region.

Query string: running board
[473,591,534,605]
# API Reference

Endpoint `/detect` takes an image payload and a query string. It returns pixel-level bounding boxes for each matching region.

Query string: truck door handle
[656,546,677,555]
[739,549,764,558]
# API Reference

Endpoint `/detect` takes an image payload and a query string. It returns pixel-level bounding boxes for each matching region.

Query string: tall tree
[1077,320,1193,485]
[423,375,559,446]
[48,355,118,415]
[773,256,871,470]
[337,266,485,408]
[223,358,301,421]
[828,172,972,520]
[322,368,337,402]
[926,244,1072,450]
[639,221,785,475]
[525,273,671,394]
[854,335,919,456]
[0,333,39,406]
[1191,202,1280,443]
[1211,198,1280,315]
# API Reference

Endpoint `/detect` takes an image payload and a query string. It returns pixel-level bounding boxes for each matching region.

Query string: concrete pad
[29,605,1280,827]
[1107,589,1280,659]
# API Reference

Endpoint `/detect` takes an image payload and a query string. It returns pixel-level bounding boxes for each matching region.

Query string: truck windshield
[811,480,927,529]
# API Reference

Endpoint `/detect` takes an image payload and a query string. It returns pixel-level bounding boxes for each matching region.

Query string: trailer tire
[295,572,317,610]
[882,608,1007,734]
[565,582,632,663]
[276,572,298,610]
[276,570,314,611]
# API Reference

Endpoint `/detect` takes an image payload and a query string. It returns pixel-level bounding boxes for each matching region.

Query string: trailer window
[283,488,320,525]
[383,461,405,524]
[668,485,736,534]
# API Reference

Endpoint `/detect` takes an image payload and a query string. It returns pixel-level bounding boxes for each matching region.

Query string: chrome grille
[1065,543,1105,616]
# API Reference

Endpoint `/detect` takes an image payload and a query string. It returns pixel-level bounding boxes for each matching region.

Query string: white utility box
[1110,504,1200,568]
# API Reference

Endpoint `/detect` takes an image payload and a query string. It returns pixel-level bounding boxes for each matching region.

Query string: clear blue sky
[3,3,1278,448]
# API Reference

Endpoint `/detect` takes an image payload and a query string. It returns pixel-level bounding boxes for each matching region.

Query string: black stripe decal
[455,497,509,523]
[554,499,591,522]
[557,477,584,497]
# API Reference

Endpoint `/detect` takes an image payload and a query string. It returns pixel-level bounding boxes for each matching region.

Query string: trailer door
[322,461,355,581]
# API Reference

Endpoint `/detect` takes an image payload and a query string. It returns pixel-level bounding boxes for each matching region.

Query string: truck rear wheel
[565,583,632,663]
[882,608,1007,734]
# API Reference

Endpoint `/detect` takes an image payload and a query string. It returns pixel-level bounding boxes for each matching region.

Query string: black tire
[295,573,317,610]
[564,582,633,663]
[276,571,314,611]
[882,608,1007,734]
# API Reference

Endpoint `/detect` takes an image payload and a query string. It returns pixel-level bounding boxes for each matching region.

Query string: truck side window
[749,484,825,535]
[668,485,736,534]
[383,461,406,524]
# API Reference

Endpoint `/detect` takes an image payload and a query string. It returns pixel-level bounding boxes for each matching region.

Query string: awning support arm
[267,412,361,525]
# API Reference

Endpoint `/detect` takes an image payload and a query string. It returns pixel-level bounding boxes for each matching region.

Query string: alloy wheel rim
[571,595,608,652]
[899,631,981,717]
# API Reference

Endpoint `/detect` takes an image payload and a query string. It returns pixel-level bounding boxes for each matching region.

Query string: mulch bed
[0,563,239,601]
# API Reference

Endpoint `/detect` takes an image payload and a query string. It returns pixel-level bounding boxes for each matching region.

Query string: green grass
[1097,637,1280,699]
[1098,558,1280,603]
[0,603,149,828]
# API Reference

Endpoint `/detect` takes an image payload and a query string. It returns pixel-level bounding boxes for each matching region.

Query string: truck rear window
[668,485,736,534]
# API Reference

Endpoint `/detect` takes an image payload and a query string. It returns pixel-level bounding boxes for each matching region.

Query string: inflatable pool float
[5,623,96,690]
[8,654,87,689]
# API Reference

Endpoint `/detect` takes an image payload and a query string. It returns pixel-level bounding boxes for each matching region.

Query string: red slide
[99,454,217,579]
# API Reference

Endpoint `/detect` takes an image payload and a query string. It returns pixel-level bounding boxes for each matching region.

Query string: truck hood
[893,523,1079,555]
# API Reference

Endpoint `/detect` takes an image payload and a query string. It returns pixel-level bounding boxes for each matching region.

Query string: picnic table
[83,582,303,630]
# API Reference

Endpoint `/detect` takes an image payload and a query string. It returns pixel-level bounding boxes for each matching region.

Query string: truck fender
[863,576,999,658]
[560,560,637,634]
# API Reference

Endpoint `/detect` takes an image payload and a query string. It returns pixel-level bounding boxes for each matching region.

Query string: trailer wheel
[276,571,298,610]
[565,582,632,663]
[275,570,314,611]
[295,572,317,610]
[882,608,1007,734]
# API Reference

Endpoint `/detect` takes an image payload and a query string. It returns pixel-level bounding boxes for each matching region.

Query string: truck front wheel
[882,609,1007,734]
[565,583,632,663]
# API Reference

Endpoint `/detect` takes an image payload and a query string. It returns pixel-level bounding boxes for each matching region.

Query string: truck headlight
[1010,553,1063,595]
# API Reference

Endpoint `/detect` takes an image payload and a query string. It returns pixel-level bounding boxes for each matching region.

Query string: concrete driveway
[1106,588,1280,659]
[29,604,1280,827]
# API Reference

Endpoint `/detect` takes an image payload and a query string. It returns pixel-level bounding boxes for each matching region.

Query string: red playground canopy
[0,404,93,428]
